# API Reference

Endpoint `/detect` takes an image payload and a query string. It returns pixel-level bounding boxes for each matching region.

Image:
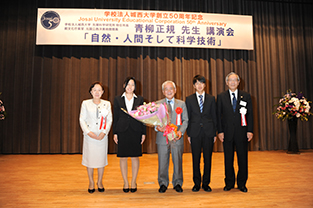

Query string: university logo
[40,11,61,30]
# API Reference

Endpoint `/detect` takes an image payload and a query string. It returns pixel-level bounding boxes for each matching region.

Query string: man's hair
[193,75,206,85]
[225,72,240,82]
[162,81,176,90]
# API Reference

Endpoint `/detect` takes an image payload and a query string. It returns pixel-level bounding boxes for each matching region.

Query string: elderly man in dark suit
[185,75,217,192]
[217,72,253,193]
[155,81,188,193]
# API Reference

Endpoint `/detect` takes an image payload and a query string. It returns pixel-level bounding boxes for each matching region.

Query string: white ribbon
[240,107,247,126]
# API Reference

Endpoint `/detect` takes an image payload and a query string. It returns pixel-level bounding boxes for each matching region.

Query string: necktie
[167,100,172,115]
[232,93,237,112]
[199,95,203,113]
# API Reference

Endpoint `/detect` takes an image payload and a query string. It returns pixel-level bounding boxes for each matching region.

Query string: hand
[87,132,98,140]
[214,136,217,143]
[113,134,118,144]
[187,137,191,144]
[141,135,146,144]
[156,125,166,132]
[176,131,182,139]
[97,132,105,140]
[218,133,224,142]
[247,132,253,142]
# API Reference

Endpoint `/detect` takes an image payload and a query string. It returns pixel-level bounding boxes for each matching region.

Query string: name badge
[240,100,247,106]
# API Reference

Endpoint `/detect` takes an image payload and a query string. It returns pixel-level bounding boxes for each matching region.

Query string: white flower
[289,97,297,103]
[289,98,300,110]
[296,113,300,118]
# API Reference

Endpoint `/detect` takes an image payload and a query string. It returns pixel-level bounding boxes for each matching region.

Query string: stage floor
[1,150,313,207]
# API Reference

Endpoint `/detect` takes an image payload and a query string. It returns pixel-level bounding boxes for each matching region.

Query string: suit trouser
[157,142,184,187]
[223,137,248,188]
[190,128,214,187]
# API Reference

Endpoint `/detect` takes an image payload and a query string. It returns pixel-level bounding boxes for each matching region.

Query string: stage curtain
[0,0,312,153]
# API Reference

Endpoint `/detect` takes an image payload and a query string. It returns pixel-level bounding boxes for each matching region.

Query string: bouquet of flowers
[128,102,166,126]
[0,93,6,120]
[273,90,312,121]
[122,102,179,143]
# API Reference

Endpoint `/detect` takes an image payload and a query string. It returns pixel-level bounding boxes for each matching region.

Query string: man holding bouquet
[156,81,188,193]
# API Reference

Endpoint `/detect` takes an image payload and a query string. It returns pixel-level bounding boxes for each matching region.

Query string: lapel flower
[175,107,183,114]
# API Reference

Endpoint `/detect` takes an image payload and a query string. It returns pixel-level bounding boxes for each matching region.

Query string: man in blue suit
[185,75,217,192]
[217,72,254,193]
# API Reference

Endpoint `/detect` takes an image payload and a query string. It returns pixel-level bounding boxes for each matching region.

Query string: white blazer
[79,99,112,136]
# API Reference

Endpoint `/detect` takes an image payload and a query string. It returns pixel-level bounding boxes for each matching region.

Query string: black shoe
[97,183,104,192]
[223,186,234,191]
[173,184,183,193]
[123,188,129,193]
[130,187,137,193]
[158,185,167,193]
[202,185,212,192]
[130,183,137,193]
[239,186,248,192]
[98,188,105,192]
[88,189,95,194]
[192,185,200,192]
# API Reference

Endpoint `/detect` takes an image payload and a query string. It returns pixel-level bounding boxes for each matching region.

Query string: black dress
[113,95,146,157]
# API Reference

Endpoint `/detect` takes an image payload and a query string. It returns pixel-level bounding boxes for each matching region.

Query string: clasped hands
[113,134,146,145]
[87,132,106,140]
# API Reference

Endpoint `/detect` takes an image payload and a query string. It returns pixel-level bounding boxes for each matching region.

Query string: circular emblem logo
[40,11,61,30]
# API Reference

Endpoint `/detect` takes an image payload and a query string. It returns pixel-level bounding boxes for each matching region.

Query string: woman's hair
[123,77,136,92]
[89,81,104,95]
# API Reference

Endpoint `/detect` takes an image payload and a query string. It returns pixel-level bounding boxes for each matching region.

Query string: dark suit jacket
[113,95,146,135]
[216,90,253,141]
[185,93,217,138]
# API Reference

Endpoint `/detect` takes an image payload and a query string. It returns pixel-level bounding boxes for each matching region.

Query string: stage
[1,150,313,207]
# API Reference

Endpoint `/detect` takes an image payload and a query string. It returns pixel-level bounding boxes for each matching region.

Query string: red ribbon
[175,107,183,125]
[99,116,106,130]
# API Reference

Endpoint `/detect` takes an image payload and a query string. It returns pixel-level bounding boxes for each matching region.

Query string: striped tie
[199,95,203,113]
[232,93,237,112]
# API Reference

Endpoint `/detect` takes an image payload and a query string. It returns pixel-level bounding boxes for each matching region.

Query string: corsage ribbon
[239,107,247,127]
[99,116,107,130]
[175,107,183,125]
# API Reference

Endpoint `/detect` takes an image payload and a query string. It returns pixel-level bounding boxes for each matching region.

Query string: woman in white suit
[79,81,112,193]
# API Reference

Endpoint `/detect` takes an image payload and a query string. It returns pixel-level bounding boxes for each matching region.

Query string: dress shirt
[121,92,137,112]
[165,98,175,110]
[228,89,238,105]
[196,92,205,106]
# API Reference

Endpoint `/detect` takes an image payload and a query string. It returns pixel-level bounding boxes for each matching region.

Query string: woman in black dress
[113,77,146,193]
